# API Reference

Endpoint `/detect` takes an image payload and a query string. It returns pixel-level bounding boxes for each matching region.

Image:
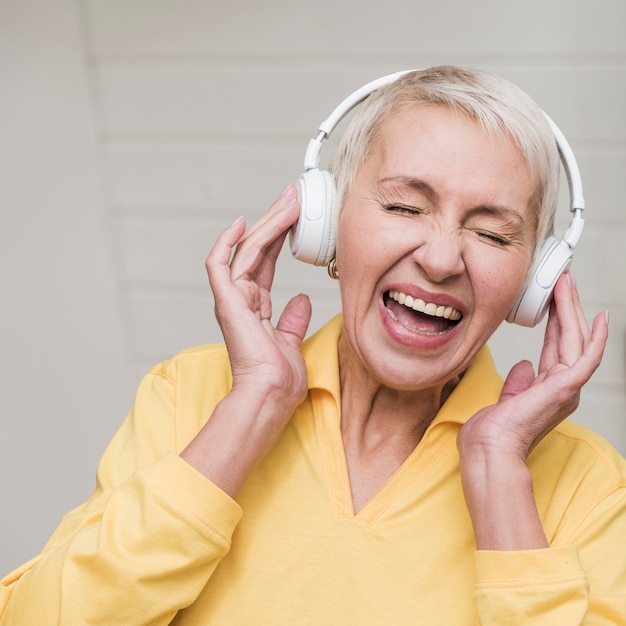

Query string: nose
[410,223,466,284]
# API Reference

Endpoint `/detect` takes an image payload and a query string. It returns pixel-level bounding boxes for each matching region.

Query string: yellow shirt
[2,316,625,624]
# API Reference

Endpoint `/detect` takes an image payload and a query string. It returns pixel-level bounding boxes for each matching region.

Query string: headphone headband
[303,71,412,171]
[291,69,586,327]
[305,71,584,214]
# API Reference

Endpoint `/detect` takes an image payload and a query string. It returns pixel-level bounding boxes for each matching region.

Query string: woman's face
[335,105,536,390]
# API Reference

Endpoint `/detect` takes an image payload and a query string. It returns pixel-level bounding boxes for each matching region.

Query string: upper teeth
[388,290,462,321]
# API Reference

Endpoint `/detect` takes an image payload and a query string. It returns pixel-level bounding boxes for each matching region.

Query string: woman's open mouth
[383,290,463,335]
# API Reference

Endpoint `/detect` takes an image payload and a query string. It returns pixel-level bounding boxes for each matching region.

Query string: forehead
[371,104,522,162]
[366,105,537,208]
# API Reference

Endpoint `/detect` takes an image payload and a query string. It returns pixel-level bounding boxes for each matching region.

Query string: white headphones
[289,71,585,328]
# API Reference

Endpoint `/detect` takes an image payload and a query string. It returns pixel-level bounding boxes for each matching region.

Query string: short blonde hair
[329,66,561,248]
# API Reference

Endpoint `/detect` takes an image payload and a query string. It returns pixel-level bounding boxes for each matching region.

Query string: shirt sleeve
[0,366,242,625]
[474,547,588,624]
[473,486,626,625]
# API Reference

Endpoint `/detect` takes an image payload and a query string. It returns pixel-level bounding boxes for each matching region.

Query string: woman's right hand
[180,185,312,496]
[207,183,311,408]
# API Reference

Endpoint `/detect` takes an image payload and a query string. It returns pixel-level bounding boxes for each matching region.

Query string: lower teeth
[385,304,453,335]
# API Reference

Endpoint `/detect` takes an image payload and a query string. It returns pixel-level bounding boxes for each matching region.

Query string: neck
[337,333,458,441]
[337,333,459,512]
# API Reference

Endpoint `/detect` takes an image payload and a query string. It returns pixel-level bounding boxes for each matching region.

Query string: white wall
[0,0,132,572]
[1,0,624,574]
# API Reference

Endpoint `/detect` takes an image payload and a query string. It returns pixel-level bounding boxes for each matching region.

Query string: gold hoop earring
[327,258,339,280]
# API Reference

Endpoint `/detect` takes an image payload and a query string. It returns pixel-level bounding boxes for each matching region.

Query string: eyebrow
[378,175,527,226]
[379,175,438,202]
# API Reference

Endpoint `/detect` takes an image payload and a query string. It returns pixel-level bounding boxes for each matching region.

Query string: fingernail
[566,270,576,287]
[279,183,293,198]
[280,184,297,207]
[229,215,244,227]
[604,310,610,325]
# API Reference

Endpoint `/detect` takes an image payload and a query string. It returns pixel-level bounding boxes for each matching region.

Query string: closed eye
[475,230,510,246]
[384,204,423,216]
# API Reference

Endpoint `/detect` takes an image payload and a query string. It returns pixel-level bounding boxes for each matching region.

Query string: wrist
[459,448,548,551]
[181,386,303,498]
[230,377,306,417]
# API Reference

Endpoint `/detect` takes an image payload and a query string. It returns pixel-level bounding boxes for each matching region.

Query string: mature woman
[1,66,624,624]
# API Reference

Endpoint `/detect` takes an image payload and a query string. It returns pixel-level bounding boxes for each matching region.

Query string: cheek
[335,216,376,271]
[483,261,528,315]
[472,251,531,312]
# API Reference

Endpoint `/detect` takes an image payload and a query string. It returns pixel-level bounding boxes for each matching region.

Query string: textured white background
[1,0,624,574]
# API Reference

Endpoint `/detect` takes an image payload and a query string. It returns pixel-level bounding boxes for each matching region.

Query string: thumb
[500,360,535,401]
[276,294,312,346]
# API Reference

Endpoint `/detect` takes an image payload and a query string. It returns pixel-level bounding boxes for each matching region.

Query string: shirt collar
[432,346,503,425]
[301,314,343,403]
[301,314,503,425]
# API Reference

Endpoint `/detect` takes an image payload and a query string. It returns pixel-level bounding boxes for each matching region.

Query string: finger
[233,184,298,258]
[242,228,289,288]
[552,272,586,367]
[569,272,592,345]
[229,186,299,285]
[567,310,609,386]
[276,294,312,347]
[238,184,297,242]
[500,360,536,400]
[257,288,273,322]
[538,299,561,374]
[205,217,265,338]
[206,215,247,295]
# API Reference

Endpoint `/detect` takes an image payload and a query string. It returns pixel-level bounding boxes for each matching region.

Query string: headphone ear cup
[507,236,573,327]
[289,169,337,266]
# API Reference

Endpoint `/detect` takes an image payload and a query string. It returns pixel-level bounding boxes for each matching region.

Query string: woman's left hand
[457,272,609,549]
[458,271,608,460]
